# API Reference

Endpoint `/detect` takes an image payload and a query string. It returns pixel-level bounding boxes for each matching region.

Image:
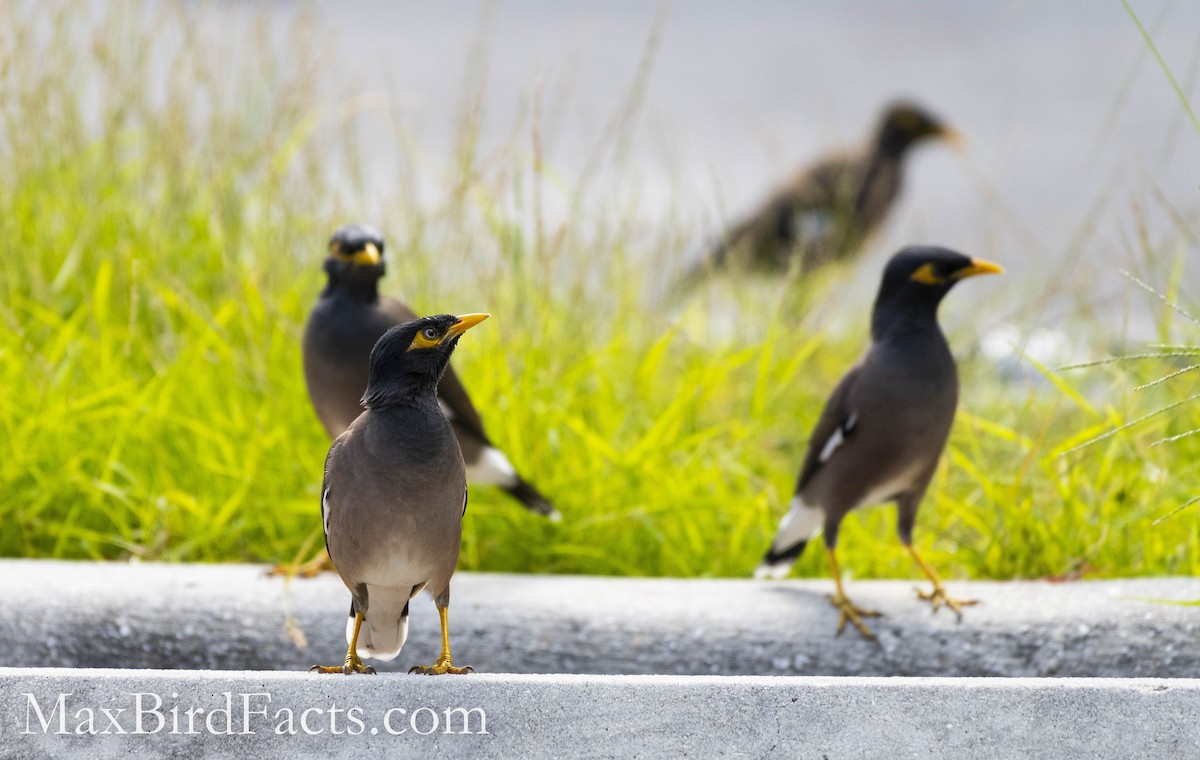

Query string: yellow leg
[409,607,474,676]
[826,546,881,640]
[908,545,977,619]
[267,550,336,579]
[310,612,376,675]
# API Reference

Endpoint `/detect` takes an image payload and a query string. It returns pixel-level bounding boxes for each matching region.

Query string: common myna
[312,313,487,676]
[308,224,554,514]
[754,246,1002,640]
[683,103,960,287]
[279,224,557,576]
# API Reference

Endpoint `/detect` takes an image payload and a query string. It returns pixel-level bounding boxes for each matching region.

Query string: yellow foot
[916,585,977,619]
[310,653,376,675]
[409,657,474,676]
[829,593,883,640]
[267,554,335,579]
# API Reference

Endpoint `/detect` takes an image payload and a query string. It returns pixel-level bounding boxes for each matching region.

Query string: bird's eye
[421,327,439,341]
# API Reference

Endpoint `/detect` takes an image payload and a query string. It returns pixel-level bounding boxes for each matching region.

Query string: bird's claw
[310,653,376,675]
[409,657,474,676]
[829,593,882,641]
[915,585,977,619]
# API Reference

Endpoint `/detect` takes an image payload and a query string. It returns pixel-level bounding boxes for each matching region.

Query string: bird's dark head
[876,102,962,155]
[363,313,490,409]
[322,223,386,297]
[872,246,1003,338]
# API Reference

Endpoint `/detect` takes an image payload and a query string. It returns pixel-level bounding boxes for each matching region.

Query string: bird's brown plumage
[682,102,959,287]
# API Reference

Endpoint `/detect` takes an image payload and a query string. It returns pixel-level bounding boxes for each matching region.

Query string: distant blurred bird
[312,313,486,676]
[272,224,557,578]
[755,246,1002,640]
[680,102,961,289]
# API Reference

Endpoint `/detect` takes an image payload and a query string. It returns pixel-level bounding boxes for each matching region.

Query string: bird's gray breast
[806,332,957,510]
[324,407,466,589]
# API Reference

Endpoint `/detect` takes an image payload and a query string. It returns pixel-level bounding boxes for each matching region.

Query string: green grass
[0,1,1198,581]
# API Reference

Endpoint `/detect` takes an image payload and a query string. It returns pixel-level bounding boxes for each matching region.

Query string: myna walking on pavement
[754,246,1002,640]
[312,313,487,676]
[682,103,961,288]
[276,224,557,577]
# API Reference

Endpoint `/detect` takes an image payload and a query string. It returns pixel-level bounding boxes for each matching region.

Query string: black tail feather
[754,539,809,579]
[503,477,560,520]
[763,539,808,567]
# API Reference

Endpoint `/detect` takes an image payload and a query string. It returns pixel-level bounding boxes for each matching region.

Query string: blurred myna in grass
[312,313,487,676]
[754,246,1002,640]
[277,224,557,577]
[682,103,961,288]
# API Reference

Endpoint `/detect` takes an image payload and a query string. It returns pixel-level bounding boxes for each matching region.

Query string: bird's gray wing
[795,363,862,491]
[746,155,859,256]
[788,153,867,225]
[679,154,855,284]
[379,297,491,444]
[729,183,810,250]
[377,296,419,325]
[320,433,349,556]
[796,153,858,195]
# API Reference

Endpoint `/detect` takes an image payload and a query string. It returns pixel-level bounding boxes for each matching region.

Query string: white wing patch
[322,487,332,538]
[466,446,518,487]
[817,412,857,464]
[793,208,834,249]
[817,428,844,463]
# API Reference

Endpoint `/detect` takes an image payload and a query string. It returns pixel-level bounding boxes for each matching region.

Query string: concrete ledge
[3,669,1199,758]
[11,560,1200,676]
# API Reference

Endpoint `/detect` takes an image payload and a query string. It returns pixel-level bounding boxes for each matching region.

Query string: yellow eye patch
[909,262,946,285]
[408,328,443,351]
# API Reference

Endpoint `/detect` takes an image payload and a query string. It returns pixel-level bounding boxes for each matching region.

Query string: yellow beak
[953,258,1004,279]
[940,127,967,151]
[350,242,382,267]
[446,313,490,339]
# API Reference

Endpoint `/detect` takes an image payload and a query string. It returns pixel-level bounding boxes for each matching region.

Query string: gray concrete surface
[2,669,1198,758]
[16,560,1200,677]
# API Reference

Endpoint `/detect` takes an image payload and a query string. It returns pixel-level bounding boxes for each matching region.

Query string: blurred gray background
[194,0,1199,335]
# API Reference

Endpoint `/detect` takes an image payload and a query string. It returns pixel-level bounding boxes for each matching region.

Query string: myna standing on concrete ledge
[681,103,961,288]
[277,224,557,577]
[755,246,1002,640]
[312,313,487,676]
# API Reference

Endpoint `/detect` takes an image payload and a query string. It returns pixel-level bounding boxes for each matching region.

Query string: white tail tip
[754,562,792,581]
